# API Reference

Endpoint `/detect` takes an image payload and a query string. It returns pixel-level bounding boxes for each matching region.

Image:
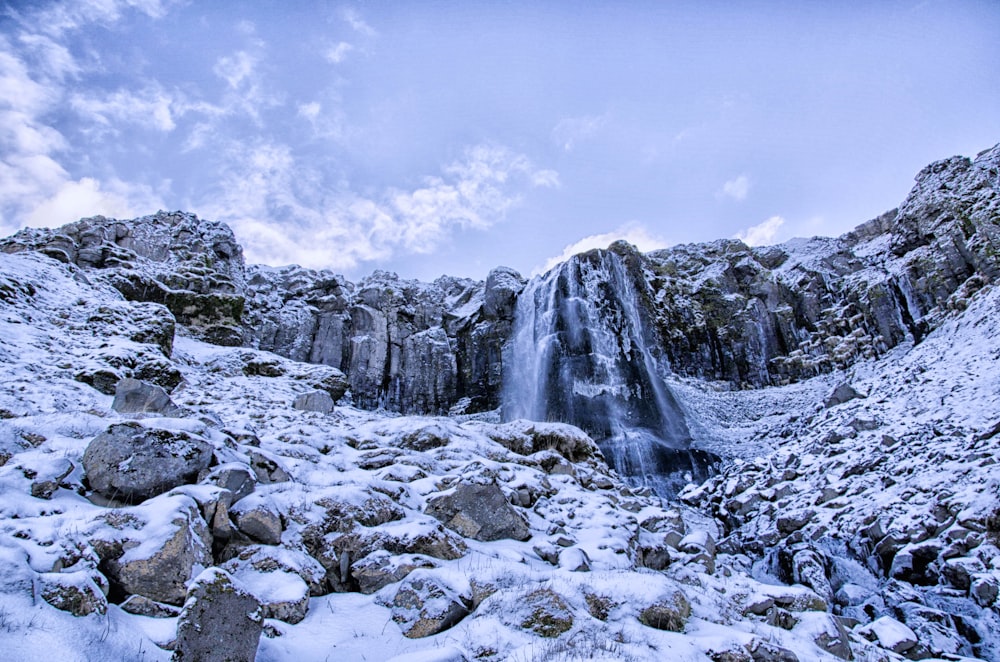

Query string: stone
[744,639,800,662]
[38,570,107,616]
[970,573,999,607]
[941,555,986,590]
[83,422,213,503]
[776,509,815,535]
[425,483,530,542]
[120,594,181,618]
[351,550,436,595]
[518,588,574,638]
[638,588,691,632]
[858,615,918,654]
[172,568,263,662]
[111,377,183,416]
[203,463,256,503]
[292,389,335,414]
[391,572,471,638]
[557,547,591,572]
[824,383,865,408]
[93,496,213,605]
[230,493,283,545]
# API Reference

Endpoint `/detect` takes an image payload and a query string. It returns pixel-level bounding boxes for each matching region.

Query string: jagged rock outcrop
[1,210,247,346]
[644,144,1000,387]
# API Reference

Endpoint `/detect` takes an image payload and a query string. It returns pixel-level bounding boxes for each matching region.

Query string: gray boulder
[172,568,263,662]
[38,570,107,616]
[390,572,471,639]
[94,496,213,605]
[638,588,691,632]
[230,493,283,545]
[425,483,530,542]
[292,389,335,414]
[823,382,865,408]
[83,422,213,502]
[111,377,183,416]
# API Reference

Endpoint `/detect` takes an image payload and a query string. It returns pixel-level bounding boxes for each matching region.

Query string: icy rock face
[645,144,1000,387]
[244,265,515,414]
[1,210,247,346]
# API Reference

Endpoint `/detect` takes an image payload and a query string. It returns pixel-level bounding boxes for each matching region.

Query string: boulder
[38,570,107,616]
[970,573,999,607]
[351,550,436,594]
[120,594,181,618]
[793,612,853,660]
[425,483,530,542]
[518,588,574,637]
[390,572,471,638]
[824,383,865,408]
[858,615,918,654]
[111,377,183,416]
[221,557,310,624]
[230,493,283,545]
[292,389,335,414]
[83,422,213,502]
[172,568,263,662]
[93,495,213,605]
[638,588,691,632]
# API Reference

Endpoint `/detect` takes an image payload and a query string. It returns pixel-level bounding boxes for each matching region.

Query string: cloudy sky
[2,1,998,281]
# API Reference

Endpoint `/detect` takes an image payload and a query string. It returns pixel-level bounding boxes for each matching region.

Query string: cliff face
[2,145,998,417]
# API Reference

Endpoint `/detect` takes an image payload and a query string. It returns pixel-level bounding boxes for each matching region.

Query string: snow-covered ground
[0,244,997,661]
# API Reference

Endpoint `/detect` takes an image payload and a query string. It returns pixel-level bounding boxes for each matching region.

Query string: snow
[2,222,1000,660]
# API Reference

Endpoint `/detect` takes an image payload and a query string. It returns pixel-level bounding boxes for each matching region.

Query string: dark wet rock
[425,483,530,542]
[172,568,263,662]
[83,422,212,502]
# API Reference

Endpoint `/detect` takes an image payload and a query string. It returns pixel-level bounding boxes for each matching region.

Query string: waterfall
[502,245,718,498]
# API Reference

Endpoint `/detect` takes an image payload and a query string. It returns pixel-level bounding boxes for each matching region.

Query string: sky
[1,1,998,282]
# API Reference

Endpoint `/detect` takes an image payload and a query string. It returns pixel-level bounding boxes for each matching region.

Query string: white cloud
[342,8,376,37]
[214,51,256,89]
[720,174,750,201]
[325,41,353,64]
[25,177,164,229]
[298,102,321,120]
[552,114,607,152]
[735,215,785,247]
[194,141,557,271]
[70,86,177,132]
[532,223,669,276]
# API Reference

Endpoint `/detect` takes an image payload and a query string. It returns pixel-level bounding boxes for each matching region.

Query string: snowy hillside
[0,144,998,661]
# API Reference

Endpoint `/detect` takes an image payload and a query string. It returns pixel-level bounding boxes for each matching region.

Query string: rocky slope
[0,144,996,661]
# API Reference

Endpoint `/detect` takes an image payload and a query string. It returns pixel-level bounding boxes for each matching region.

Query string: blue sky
[1,0,998,281]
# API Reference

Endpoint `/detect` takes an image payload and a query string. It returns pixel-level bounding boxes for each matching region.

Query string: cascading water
[502,244,719,498]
